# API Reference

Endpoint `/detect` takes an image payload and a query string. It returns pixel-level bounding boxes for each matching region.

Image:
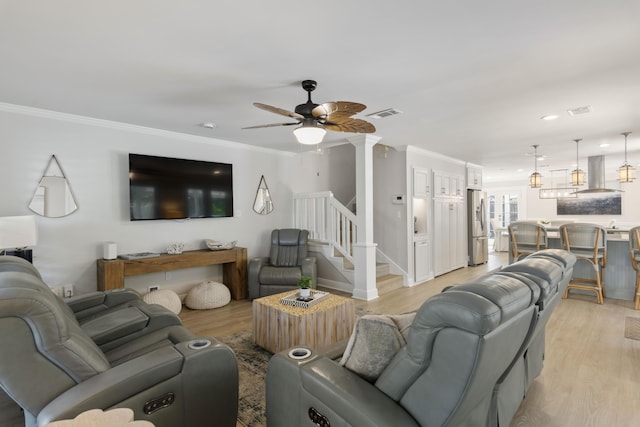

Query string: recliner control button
[308,407,330,426]
[143,392,175,414]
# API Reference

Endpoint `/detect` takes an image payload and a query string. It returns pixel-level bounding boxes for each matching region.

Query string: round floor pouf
[185,281,231,310]
[143,289,182,315]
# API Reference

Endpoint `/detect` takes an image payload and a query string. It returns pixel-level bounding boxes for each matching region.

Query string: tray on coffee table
[280,290,329,308]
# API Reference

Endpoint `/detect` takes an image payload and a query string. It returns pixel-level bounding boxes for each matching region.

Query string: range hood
[574,155,622,194]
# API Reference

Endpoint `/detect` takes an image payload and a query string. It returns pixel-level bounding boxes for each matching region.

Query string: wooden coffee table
[252,291,356,353]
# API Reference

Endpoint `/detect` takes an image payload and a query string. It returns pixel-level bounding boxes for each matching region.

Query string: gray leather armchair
[0,257,238,427]
[248,228,317,299]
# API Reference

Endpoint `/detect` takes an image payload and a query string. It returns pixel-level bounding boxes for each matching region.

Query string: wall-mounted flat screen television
[129,153,233,221]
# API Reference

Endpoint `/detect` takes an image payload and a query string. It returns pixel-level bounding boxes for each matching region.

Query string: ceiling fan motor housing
[296,80,320,118]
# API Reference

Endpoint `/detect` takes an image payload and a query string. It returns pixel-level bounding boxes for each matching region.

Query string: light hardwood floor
[180,251,640,427]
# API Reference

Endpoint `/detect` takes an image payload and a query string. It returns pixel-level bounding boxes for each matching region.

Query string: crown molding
[0,102,295,157]
[400,144,467,166]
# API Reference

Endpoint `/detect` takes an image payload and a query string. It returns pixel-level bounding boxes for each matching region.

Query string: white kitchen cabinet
[414,239,431,282]
[433,171,464,198]
[413,168,430,198]
[433,199,466,276]
[467,167,483,190]
[452,175,465,197]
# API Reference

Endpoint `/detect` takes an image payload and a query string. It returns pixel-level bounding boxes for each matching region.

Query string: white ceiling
[2,1,640,184]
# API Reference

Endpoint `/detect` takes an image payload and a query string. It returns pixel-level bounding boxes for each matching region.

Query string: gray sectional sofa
[266,249,576,427]
[0,256,238,427]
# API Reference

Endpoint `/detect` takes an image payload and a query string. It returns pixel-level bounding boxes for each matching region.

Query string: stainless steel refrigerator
[467,189,488,266]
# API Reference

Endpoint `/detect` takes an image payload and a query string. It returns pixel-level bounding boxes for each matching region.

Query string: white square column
[349,134,381,300]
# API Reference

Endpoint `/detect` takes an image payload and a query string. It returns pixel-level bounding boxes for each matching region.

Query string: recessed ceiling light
[600,143,610,147]
[540,115,558,121]
[199,122,217,129]
[517,169,524,172]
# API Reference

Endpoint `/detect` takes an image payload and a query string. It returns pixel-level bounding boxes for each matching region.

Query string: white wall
[0,104,295,296]
[372,144,468,280]
[290,143,356,205]
[487,179,640,227]
[373,144,408,272]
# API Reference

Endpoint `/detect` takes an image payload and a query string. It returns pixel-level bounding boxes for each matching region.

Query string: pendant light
[618,132,635,183]
[529,144,542,188]
[570,139,585,186]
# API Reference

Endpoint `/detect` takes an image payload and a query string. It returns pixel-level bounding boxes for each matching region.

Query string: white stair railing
[294,191,356,264]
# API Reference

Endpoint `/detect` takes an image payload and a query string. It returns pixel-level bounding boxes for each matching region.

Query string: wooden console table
[97,248,248,300]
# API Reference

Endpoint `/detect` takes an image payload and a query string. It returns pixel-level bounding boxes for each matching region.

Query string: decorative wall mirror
[29,155,78,218]
[253,175,274,215]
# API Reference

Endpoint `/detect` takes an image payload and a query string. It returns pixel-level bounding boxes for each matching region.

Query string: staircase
[310,241,404,296]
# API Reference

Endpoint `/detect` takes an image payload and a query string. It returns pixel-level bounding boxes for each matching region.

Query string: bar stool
[508,221,548,261]
[628,226,640,309]
[559,223,607,304]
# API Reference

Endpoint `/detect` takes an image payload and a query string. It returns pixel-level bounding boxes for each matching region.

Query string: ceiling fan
[243,80,376,144]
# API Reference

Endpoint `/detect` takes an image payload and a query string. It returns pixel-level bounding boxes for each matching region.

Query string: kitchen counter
[508,223,636,301]
[547,234,634,301]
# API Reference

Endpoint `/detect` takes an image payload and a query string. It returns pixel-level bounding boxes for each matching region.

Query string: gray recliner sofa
[265,249,576,427]
[0,256,239,427]
[248,228,317,299]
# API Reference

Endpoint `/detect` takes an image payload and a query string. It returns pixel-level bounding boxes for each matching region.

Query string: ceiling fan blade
[242,122,299,130]
[313,101,366,118]
[324,117,376,133]
[254,102,304,120]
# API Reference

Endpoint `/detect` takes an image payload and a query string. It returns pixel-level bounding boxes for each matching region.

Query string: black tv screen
[129,153,233,221]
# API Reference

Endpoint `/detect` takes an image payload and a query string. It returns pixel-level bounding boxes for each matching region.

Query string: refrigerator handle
[479,197,485,233]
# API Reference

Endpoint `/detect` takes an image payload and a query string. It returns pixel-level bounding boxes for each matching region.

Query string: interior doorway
[487,189,524,252]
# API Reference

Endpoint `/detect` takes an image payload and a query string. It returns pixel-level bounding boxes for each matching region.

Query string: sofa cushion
[502,257,563,290]
[258,266,301,285]
[340,313,415,383]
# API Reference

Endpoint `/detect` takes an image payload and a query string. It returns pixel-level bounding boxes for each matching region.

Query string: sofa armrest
[266,349,419,427]
[248,257,268,299]
[37,346,184,425]
[67,289,141,319]
[37,338,238,427]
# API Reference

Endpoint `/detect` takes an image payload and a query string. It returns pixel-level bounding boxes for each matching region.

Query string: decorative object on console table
[103,241,117,260]
[0,215,38,263]
[166,243,184,254]
[97,247,248,299]
[205,239,237,251]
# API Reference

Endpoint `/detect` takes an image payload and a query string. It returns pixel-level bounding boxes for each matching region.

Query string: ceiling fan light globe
[294,126,326,145]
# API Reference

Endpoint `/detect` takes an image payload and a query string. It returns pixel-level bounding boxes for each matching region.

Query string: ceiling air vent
[566,105,592,116]
[366,108,403,119]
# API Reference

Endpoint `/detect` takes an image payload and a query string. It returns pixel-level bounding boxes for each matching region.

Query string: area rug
[220,307,374,427]
[219,331,271,427]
